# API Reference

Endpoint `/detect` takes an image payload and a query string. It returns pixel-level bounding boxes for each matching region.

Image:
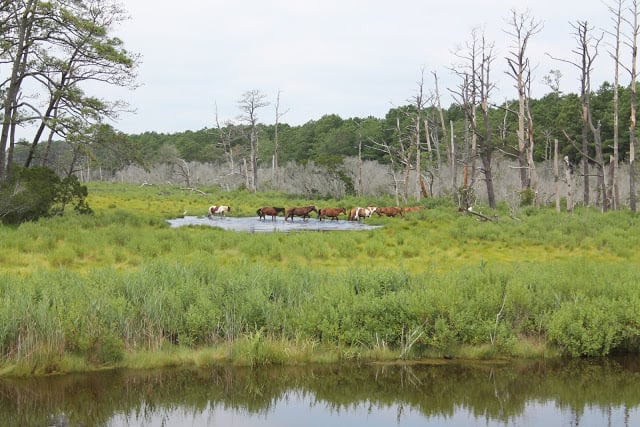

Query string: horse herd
[207,204,424,221]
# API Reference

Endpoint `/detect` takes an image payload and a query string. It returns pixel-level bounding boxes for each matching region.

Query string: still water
[1,358,639,426]
[166,215,381,232]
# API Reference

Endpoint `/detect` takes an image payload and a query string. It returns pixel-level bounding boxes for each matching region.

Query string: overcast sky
[106,0,618,135]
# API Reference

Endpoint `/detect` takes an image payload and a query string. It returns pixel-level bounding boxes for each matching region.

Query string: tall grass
[1,182,640,375]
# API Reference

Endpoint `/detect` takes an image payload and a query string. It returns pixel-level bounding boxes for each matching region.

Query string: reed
[1,182,640,375]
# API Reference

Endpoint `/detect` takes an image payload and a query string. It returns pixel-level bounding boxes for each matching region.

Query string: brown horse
[402,206,425,213]
[318,207,346,221]
[285,205,318,221]
[376,206,404,217]
[257,206,285,221]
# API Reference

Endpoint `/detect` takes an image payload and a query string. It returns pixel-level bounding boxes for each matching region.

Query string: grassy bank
[1,182,639,376]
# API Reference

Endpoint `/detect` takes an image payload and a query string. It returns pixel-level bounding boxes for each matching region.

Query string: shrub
[0,166,92,224]
[547,298,624,357]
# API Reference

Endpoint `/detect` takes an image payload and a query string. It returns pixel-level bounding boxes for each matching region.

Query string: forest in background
[3,2,640,217]
[9,81,634,209]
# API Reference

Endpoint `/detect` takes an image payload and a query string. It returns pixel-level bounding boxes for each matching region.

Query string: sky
[105,0,619,135]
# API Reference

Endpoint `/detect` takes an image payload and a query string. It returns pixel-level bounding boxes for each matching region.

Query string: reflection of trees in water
[1,359,639,426]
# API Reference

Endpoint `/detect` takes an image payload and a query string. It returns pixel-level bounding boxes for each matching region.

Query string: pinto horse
[285,205,318,222]
[318,207,346,221]
[347,206,377,221]
[208,205,231,218]
[257,206,285,221]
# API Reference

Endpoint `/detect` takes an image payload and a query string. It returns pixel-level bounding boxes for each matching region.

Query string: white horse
[208,205,231,218]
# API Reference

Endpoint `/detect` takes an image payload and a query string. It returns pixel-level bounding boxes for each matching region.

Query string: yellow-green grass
[1,182,640,376]
[2,182,636,275]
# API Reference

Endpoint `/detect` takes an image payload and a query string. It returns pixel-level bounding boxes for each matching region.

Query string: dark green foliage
[520,188,535,206]
[21,81,638,184]
[0,166,92,224]
[0,166,60,224]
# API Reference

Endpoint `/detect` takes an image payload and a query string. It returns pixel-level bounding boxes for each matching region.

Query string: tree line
[4,1,640,222]
[8,79,640,207]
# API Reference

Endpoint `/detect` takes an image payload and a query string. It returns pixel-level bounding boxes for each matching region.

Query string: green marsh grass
[1,182,640,375]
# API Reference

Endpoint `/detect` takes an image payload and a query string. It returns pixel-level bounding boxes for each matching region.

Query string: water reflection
[166,215,382,232]
[1,358,639,426]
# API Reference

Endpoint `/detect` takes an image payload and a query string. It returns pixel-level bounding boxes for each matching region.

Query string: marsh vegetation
[1,183,639,376]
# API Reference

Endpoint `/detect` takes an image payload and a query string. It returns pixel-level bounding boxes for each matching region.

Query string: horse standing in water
[208,205,231,218]
[285,205,318,222]
[257,206,285,221]
[318,207,346,221]
[347,206,377,221]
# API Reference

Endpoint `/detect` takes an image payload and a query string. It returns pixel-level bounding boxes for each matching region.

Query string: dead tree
[432,71,448,169]
[368,118,413,205]
[214,103,238,176]
[273,89,288,188]
[564,155,575,211]
[410,69,430,201]
[505,8,543,194]
[622,0,639,211]
[237,89,269,192]
[451,27,498,209]
[605,0,624,210]
[450,71,478,209]
[549,21,603,207]
[554,139,561,212]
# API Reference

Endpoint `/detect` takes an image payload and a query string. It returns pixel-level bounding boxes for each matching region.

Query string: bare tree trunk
[505,9,542,191]
[608,155,616,209]
[564,155,574,212]
[450,120,457,192]
[577,21,602,206]
[554,139,560,212]
[414,115,421,202]
[470,103,478,190]
[214,104,236,175]
[592,120,607,210]
[243,157,250,189]
[525,83,539,205]
[0,0,38,180]
[630,1,639,212]
[432,71,448,167]
[273,89,287,189]
[357,136,363,197]
[250,127,258,192]
[412,69,427,202]
[237,89,269,193]
[607,0,623,210]
[548,21,602,207]
[581,93,591,206]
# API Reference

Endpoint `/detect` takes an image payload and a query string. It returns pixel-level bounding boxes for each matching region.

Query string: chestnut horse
[347,206,377,221]
[257,206,285,221]
[402,206,425,213]
[285,205,318,221]
[376,206,404,217]
[208,205,231,218]
[318,207,346,221]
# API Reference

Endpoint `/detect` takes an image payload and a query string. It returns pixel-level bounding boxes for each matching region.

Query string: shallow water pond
[167,215,382,232]
[2,358,639,426]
